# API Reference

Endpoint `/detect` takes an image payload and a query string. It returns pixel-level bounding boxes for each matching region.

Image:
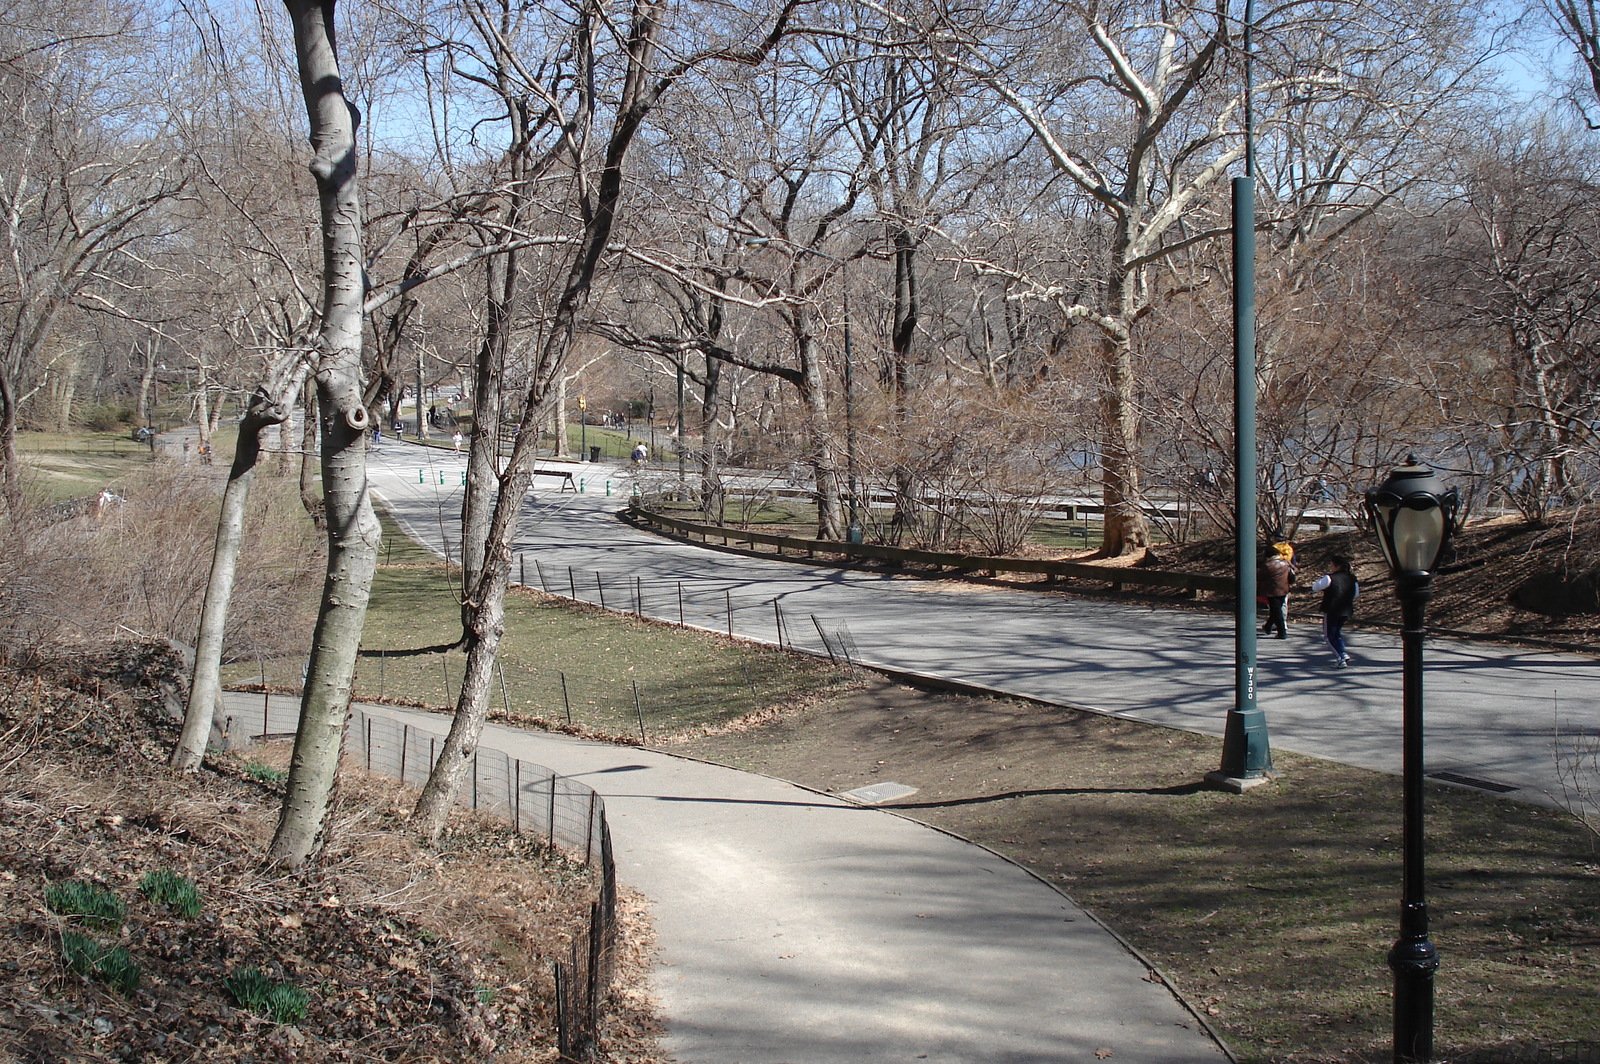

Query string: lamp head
[1364,455,1459,578]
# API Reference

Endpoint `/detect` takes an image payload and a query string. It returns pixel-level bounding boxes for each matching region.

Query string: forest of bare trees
[3,0,1597,857]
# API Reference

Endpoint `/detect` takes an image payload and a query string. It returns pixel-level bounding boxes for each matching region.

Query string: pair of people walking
[1260,540,1359,668]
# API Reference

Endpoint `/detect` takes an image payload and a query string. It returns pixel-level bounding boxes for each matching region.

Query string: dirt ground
[668,675,1600,1064]
[0,646,668,1064]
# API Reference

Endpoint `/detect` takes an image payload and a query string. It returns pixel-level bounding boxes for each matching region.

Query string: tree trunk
[269,0,377,869]
[699,353,725,522]
[889,228,922,543]
[0,365,21,513]
[1098,328,1149,556]
[461,253,512,635]
[412,467,526,838]
[136,341,156,428]
[798,331,846,539]
[554,373,570,457]
[52,351,79,433]
[173,360,305,771]
[194,364,212,447]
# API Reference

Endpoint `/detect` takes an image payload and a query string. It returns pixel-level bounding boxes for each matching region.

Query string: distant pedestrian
[181,439,191,463]
[1309,555,1358,668]
[1259,542,1297,639]
[631,441,648,465]
[452,430,463,452]
[197,441,212,465]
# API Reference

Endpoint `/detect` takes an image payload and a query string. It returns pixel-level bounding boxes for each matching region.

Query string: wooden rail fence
[625,507,1236,598]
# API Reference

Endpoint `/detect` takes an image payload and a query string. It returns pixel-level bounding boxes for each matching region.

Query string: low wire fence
[222,701,619,1061]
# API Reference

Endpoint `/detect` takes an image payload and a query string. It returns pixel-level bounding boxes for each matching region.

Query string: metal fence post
[549,774,558,848]
[512,760,522,832]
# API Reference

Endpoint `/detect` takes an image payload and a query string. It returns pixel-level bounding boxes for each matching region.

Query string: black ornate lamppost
[1364,456,1459,1064]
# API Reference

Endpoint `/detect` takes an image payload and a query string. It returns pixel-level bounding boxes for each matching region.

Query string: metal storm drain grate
[1427,771,1520,794]
[838,782,919,805]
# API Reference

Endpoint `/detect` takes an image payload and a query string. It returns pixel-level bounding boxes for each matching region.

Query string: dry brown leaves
[0,646,668,1063]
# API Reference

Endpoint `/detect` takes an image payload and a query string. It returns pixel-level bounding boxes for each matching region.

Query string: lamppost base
[1203,769,1276,794]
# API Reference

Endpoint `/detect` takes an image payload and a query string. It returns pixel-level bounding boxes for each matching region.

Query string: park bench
[532,467,578,491]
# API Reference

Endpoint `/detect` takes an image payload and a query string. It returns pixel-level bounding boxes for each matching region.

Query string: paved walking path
[225,691,1226,1063]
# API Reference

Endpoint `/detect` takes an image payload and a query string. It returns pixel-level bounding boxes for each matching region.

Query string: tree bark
[269,0,378,869]
[173,357,307,771]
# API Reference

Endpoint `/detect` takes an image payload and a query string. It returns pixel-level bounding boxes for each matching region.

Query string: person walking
[452,430,463,453]
[631,441,648,466]
[1309,555,1358,667]
[1259,542,1297,638]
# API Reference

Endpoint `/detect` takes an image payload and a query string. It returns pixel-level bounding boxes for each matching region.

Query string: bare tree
[1548,0,1600,125]
[411,0,807,840]
[0,1,186,509]
[268,0,380,867]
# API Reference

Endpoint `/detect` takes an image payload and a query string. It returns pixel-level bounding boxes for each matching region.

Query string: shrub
[60,931,140,995]
[45,880,125,932]
[80,404,136,433]
[224,966,310,1024]
[138,869,202,918]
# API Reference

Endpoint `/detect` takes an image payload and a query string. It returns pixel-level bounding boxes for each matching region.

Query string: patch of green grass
[243,761,288,786]
[1030,516,1104,551]
[60,931,141,995]
[16,431,155,501]
[224,966,310,1024]
[45,880,125,932]
[229,507,855,738]
[138,869,202,918]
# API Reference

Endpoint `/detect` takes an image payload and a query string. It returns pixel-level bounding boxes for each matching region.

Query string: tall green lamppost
[1210,0,1273,790]
[1366,457,1458,1063]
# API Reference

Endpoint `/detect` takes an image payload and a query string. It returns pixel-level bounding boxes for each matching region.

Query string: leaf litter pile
[0,642,666,1063]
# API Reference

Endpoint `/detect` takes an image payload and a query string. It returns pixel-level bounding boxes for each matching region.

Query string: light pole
[1210,0,1272,790]
[743,234,862,543]
[1365,456,1459,1064]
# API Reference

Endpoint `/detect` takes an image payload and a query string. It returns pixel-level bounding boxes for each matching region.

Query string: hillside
[0,642,664,1063]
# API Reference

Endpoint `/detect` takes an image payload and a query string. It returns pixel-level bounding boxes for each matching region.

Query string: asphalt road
[367,441,1600,818]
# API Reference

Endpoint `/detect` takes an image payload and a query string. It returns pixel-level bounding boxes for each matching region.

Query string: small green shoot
[138,869,202,918]
[45,880,125,932]
[60,931,140,995]
[224,966,310,1024]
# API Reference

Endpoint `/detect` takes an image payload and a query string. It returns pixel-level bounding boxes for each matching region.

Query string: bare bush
[0,466,322,668]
